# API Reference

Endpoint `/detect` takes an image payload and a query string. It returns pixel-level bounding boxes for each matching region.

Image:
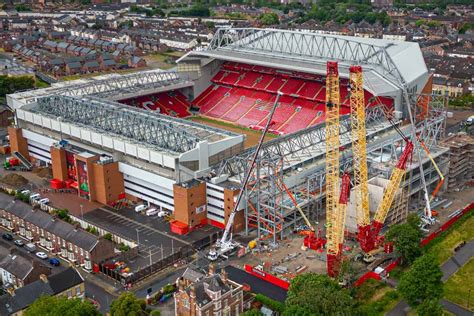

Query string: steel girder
[305,113,445,195]
[216,105,386,182]
[46,71,183,99]
[35,95,200,153]
[208,28,405,88]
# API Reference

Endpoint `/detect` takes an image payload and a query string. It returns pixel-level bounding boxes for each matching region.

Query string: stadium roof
[7,70,193,109]
[179,28,429,96]
[21,95,239,155]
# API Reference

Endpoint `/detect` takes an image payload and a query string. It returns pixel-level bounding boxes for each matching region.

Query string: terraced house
[0,195,114,271]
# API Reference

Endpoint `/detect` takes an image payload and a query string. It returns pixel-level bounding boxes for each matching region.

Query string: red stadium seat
[192,61,394,134]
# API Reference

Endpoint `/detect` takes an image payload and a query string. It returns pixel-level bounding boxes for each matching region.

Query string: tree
[25,295,100,316]
[258,12,279,25]
[398,253,443,308]
[284,273,353,315]
[385,215,422,266]
[417,299,443,316]
[0,75,35,97]
[110,292,144,316]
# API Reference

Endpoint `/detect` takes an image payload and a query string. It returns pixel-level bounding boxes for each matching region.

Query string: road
[386,240,474,316]
[1,226,116,314]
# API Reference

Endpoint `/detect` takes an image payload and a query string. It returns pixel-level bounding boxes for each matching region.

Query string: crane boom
[218,92,283,246]
[372,141,413,237]
[348,65,373,252]
[325,61,342,276]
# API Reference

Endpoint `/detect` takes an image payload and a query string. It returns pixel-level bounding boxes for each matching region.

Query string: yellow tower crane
[348,65,373,252]
[325,61,344,277]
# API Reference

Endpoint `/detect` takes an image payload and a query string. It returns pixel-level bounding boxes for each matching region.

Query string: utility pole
[171,239,174,254]
[161,244,163,260]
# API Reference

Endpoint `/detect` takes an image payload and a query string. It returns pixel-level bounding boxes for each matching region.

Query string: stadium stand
[119,90,192,118]
[193,62,394,135]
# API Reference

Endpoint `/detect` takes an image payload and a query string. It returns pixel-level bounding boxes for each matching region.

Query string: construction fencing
[99,245,195,286]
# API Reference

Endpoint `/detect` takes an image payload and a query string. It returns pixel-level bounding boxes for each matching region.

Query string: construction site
[4,28,473,283]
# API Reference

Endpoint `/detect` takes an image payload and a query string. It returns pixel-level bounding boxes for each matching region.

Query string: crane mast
[348,65,373,252]
[325,61,343,276]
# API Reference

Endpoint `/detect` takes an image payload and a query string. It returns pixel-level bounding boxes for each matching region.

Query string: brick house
[0,196,115,271]
[101,59,117,71]
[128,56,146,68]
[174,264,244,316]
[65,62,82,75]
[83,61,100,73]
[0,267,85,316]
[0,245,51,289]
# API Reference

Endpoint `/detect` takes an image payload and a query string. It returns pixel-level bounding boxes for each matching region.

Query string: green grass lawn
[444,259,474,311]
[426,214,474,264]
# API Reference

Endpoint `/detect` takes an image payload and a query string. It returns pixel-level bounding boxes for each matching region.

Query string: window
[183,298,190,308]
[67,290,72,298]
[75,286,81,296]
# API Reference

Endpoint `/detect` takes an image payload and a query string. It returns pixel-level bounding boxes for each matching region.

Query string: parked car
[38,198,50,205]
[146,208,159,216]
[135,204,147,213]
[2,233,13,241]
[49,258,60,266]
[25,243,36,252]
[29,193,41,201]
[158,210,170,218]
[36,252,48,260]
[14,239,24,247]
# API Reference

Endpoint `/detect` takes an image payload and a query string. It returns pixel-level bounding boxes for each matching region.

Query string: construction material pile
[33,167,52,179]
[1,173,28,187]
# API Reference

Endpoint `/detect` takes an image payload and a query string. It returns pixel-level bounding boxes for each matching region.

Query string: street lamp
[80,204,84,222]
[136,228,140,250]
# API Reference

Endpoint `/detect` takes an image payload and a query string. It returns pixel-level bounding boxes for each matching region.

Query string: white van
[146,208,159,216]
[135,204,147,213]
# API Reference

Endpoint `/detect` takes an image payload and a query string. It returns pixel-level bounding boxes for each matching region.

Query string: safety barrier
[244,264,290,290]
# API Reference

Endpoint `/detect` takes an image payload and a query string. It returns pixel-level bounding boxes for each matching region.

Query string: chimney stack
[7,287,15,297]
[221,268,228,284]
[208,263,215,276]
[39,274,48,283]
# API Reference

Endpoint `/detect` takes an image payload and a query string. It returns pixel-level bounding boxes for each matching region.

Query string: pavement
[386,240,474,316]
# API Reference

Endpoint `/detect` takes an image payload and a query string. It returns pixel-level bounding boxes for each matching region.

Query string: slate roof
[47,267,84,294]
[57,42,69,49]
[0,252,35,281]
[84,61,100,68]
[103,59,116,66]
[1,193,103,252]
[67,62,82,69]
[0,268,83,315]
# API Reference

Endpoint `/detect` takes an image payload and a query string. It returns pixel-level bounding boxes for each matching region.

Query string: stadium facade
[7,28,447,240]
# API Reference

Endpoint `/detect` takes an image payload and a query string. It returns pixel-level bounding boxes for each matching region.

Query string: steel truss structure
[33,95,231,154]
[208,28,408,88]
[13,70,190,106]
[304,102,446,216]
[236,105,389,242]
[238,94,445,241]
[216,105,387,182]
